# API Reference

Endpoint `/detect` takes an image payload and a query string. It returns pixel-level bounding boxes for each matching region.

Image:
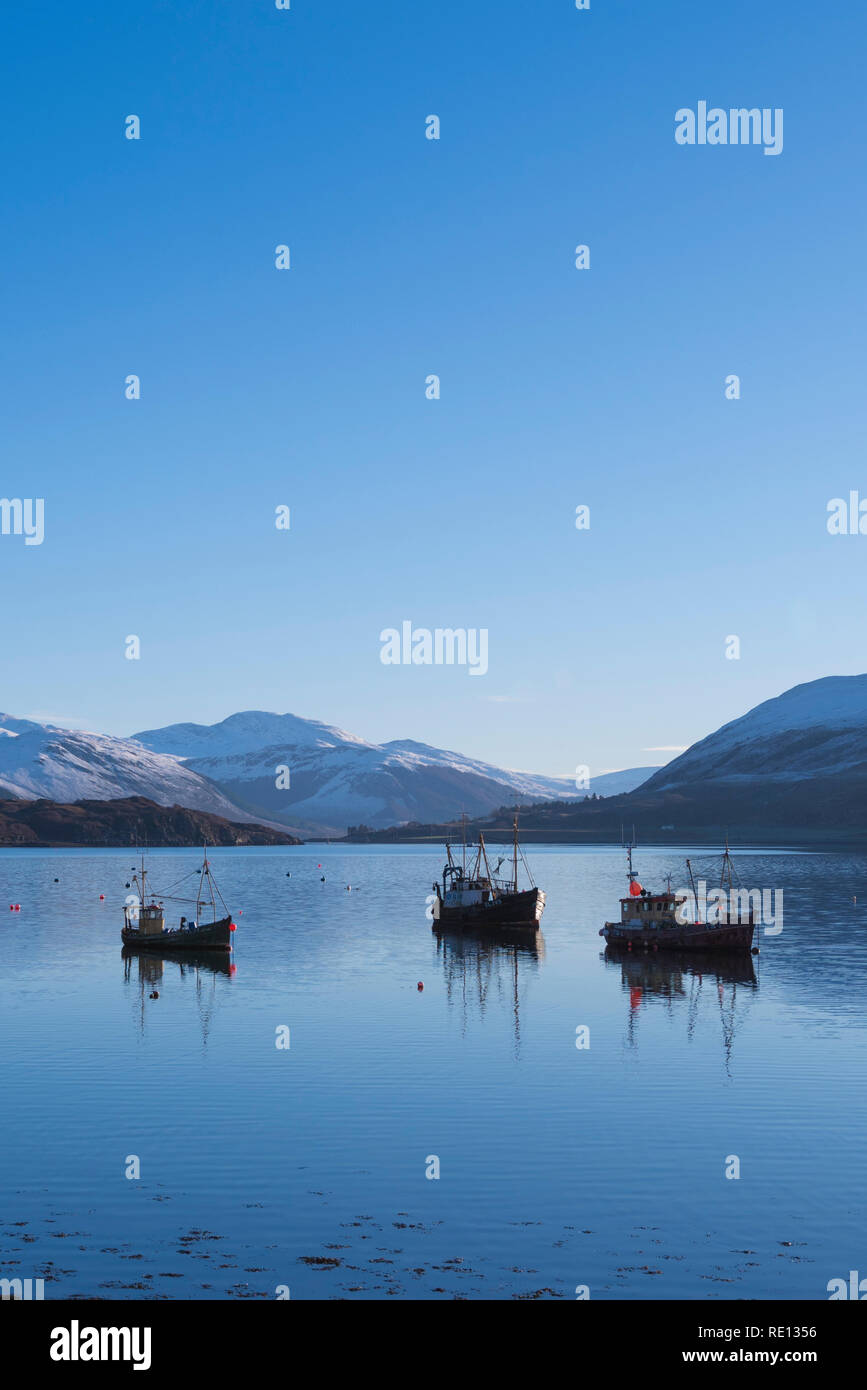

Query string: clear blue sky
[1,1,865,777]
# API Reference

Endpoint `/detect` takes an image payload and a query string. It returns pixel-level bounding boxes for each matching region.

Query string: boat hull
[601,920,754,953]
[121,916,233,952]
[434,887,545,931]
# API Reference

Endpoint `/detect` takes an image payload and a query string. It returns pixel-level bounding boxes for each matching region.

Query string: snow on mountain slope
[0,707,658,836]
[644,675,867,790]
[133,711,657,831]
[586,766,659,797]
[134,710,372,759]
[0,714,262,821]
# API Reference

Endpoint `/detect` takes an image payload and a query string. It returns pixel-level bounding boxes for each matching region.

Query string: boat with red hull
[600,843,755,954]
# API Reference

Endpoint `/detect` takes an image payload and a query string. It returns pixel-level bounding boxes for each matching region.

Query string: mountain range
[0,710,656,836]
[7,673,861,844]
[356,675,867,846]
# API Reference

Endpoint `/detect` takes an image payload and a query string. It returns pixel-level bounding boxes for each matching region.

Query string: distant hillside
[132,709,600,830]
[345,675,867,847]
[0,796,302,848]
[642,675,867,790]
[0,708,655,835]
[344,788,867,849]
[0,713,271,824]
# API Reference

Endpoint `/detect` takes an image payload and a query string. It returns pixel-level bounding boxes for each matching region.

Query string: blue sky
[1,0,865,777]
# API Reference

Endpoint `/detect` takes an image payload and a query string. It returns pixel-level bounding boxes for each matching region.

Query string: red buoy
[229,922,237,932]
[99,894,105,901]
[417,981,424,990]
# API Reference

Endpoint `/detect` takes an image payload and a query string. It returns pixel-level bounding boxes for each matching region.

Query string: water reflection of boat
[604,947,758,1069]
[122,948,234,1043]
[122,947,235,979]
[434,924,545,1050]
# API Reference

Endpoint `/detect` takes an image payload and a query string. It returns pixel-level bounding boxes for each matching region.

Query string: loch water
[1,844,864,1301]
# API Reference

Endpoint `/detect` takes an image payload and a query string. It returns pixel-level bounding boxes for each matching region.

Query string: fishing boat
[431,815,546,931]
[600,842,755,953]
[121,850,236,952]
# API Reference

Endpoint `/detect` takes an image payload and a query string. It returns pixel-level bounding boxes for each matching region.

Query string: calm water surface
[1,844,864,1300]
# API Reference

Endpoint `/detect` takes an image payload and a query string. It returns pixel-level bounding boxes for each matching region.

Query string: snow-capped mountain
[0,713,264,822]
[643,675,867,790]
[0,707,657,837]
[132,710,657,832]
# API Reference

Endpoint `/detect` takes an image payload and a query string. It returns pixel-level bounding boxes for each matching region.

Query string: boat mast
[721,836,733,891]
[195,845,216,922]
[196,847,216,921]
[479,832,497,898]
[512,811,519,893]
[626,833,639,891]
[686,857,699,920]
